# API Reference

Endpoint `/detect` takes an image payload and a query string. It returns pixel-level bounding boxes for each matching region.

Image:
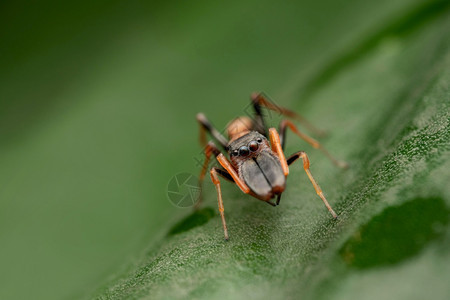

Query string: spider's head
[227,131,271,165]
[227,131,285,200]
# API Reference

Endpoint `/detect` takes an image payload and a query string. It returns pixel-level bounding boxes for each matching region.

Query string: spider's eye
[248,141,259,152]
[239,146,250,157]
[230,150,239,157]
[256,138,263,143]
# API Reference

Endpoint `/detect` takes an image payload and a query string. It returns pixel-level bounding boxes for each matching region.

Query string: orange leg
[280,119,348,169]
[198,143,251,195]
[287,151,338,218]
[203,151,251,240]
[210,167,230,240]
[268,128,289,176]
[210,156,251,240]
[196,141,222,209]
[251,92,326,137]
[199,142,221,183]
[216,154,250,194]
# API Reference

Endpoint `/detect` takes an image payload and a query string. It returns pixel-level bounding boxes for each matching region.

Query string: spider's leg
[198,141,241,207]
[199,144,251,240]
[279,119,348,168]
[210,159,251,241]
[251,92,326,137]
[210,167,229,240]
[196,113,228,150]
[199,142,221,184]
[287,151,338,219]
[268,128,289,176]
[250,94,268,136]
[216,153,251,194]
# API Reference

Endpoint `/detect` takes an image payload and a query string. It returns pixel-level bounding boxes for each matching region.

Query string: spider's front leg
[268,128,289,176]
[287,151,338,219]
[210,155,251,241]
[209,167,234,241]
[198,142,250,200]
[198,141,251,240]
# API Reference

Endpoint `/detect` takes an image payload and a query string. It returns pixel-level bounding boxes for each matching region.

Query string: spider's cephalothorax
[196,92,348,240]
[227,131,285,201]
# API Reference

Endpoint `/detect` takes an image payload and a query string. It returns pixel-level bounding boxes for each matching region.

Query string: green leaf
[92,1,450,300]
[0,0,449,299]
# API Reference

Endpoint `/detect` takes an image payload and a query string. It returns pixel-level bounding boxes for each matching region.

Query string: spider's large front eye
[248,141,259,152]
[239,146,250,157]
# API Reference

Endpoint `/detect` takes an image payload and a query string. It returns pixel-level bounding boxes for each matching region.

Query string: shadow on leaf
[340,196,449,269]
[168,207,216,236]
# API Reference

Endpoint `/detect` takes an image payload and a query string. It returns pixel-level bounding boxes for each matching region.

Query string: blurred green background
[1,1,449,299]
